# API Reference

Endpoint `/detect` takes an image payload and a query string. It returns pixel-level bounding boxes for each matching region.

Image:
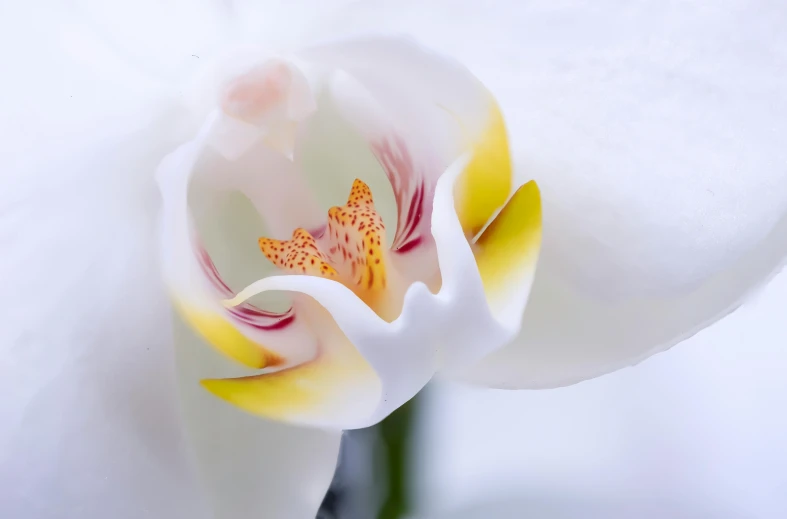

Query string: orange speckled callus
[259,179,388,296]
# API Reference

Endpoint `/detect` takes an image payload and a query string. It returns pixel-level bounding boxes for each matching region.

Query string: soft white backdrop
[415,269,787,518]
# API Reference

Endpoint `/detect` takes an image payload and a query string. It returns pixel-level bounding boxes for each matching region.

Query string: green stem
[377,395,418,519]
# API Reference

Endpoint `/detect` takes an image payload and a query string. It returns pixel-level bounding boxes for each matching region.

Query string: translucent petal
[320,0,787,387]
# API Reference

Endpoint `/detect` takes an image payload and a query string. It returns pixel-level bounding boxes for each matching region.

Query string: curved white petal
[173,315,342,519]
[158,114,329,370]
[319,0,787,387]
[464,218,787,388]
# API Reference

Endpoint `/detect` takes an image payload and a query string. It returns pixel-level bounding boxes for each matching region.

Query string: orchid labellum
[3,0,786,518]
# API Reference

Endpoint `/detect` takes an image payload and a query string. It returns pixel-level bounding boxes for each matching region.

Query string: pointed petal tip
[512,179,543,227]
[175,305,274,369]
[199,376,285,420]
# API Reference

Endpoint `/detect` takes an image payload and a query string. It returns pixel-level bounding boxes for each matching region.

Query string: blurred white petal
[224,0,377,49]
[319,0,787,386]
[0,3,172,148]
[1,6,195,515]
[414,270,787,518]
[69,0,368,85]
[70,0,230,85]
[413,498,738,519]
[0,98,203,515]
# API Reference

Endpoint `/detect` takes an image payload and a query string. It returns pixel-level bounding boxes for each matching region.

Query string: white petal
[0,4,207,513]
[0,97,205,516]
[173,315,342,519]
[225,0,380,49]
[465,219,787,388]
[319,0,787,387]
[68,0,378,87]
[68,0,229,86]
[0,4,171,150]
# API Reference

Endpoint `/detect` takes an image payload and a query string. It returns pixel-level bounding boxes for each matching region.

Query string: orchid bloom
[3,1,786,518]
[160,39,541,429]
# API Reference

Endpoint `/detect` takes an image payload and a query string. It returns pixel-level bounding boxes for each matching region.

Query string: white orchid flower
[3,0,785,517]
[160,38,541,429]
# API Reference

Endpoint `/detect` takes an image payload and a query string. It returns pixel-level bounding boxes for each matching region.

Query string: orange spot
[259,232,338,278]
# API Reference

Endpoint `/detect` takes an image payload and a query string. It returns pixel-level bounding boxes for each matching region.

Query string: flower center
[258,179,393,315]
